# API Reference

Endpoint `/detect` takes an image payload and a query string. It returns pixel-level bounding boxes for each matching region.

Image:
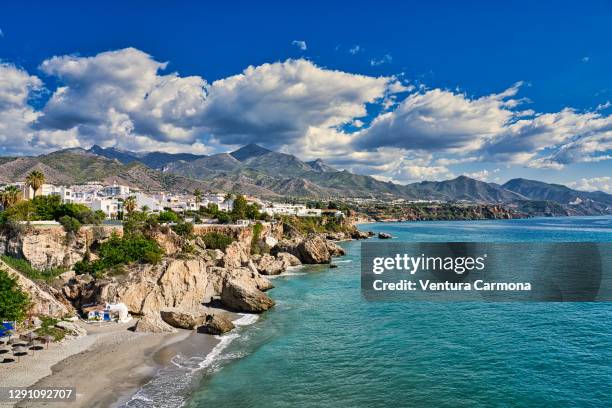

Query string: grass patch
[34,316,65,342]
[1,255,66,282]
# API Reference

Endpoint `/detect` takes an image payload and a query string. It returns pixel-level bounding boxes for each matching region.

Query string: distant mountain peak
[230,144,272,161]
[307,158,337,173]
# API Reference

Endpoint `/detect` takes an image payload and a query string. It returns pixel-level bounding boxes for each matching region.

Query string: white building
[89,198,121,218]
[20,183,73,202]
[102,184,130,197]
[134,192,163,212]
[262,203,322,217]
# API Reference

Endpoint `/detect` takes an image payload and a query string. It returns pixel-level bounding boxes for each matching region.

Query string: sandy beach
[0,320,219,408]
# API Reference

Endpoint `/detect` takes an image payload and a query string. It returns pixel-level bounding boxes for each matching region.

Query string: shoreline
[1,321,197,408]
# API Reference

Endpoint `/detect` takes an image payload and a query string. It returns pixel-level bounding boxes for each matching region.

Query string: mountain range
[0,144,610,216]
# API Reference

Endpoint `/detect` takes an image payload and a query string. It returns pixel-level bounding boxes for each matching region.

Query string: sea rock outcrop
[197,314,235,335]
[378,232,392,239]
[256,254,285,275]
[160,308,205,330]
[133,313,177,333]
[276,252,301,267]
[221,279,275,312]
[274,234,334,264]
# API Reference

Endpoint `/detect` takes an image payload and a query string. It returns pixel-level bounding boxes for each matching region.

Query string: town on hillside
[0,171,345,226]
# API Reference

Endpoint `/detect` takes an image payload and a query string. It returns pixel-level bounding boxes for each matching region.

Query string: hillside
[1,145,610,216]
[0,149,214,193]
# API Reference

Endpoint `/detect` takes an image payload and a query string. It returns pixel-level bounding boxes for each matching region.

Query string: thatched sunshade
[13,346,27,362]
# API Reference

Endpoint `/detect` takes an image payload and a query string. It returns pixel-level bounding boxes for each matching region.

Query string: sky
[0,1,611,191]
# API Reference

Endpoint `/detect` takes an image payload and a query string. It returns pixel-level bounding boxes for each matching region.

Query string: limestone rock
[276,252,301,267]
[133,313,177,333]
[296,234,332,264]
[197,314,235,335]
[221,279,274,313]
[55,321,87,337]
[160,308,205,330]
[223,241,250,268]
[378,232,392,239]
[326,241,346,257]
[350,230,371,240]
[0,258,73,318]
[256,254,285,275]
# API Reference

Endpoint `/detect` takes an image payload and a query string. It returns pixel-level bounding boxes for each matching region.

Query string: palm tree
[0,185,22,209]
[194,189,202,210]
[25,170,45,198]
[123,196,137,215]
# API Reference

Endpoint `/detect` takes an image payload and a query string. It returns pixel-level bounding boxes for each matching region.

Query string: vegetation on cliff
[74,233,164,276]
[1,255,67,282]
[201,232,235,250]
[75,211,165,276]
[0,268,30,322]
[281,215,352,235]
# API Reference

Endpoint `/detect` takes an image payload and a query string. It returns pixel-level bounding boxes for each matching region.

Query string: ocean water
[179,217,612,407]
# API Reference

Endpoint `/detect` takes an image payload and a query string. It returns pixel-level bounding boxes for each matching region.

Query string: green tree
[59,215,82,234]
[0,185,22,209]
[158,210,180,223]
[232,195,248,220]
[194,189,202,210]
[0,268,30,322]
[123,196,137,215]
[25,170,45,197]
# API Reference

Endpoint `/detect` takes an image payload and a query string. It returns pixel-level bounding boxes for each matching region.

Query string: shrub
[158,210,180,223]
[171,221,194,237]
[0,268,30,322]
[202,232,234,250]
[74,233,163,276]
[59,215,82,234]
[251,222,263,255]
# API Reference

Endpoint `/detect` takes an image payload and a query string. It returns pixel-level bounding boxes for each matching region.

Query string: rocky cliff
[9,221,360,334]
[0,225,122,270]
[0,258,73,318]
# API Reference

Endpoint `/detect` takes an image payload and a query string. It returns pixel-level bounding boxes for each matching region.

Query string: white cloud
[356,83,526,153]
[582,56,590,63]
[370,54,392,66]
[0,63,44,154]
[291,40,307,51]
[0,46,610,185]
[349,45,362,55]
[463,168,500,182]
[567,177,612,193]
[36,48,208,151]
[201,59,397,147]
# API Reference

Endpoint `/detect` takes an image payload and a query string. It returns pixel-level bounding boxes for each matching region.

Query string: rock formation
[0,258,73,318]
[160,308,206,330]
[198,314,235,335]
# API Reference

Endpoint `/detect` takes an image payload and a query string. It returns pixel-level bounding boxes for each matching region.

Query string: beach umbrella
[13,346,27,362]
[0,347,9,355]
[26,332,37,345]
[44,335,54,349]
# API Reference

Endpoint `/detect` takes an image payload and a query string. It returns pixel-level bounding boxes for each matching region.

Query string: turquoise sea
[140,216,612,407]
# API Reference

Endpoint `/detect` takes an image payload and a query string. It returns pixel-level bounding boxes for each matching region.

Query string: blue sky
[1,1,611,190]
